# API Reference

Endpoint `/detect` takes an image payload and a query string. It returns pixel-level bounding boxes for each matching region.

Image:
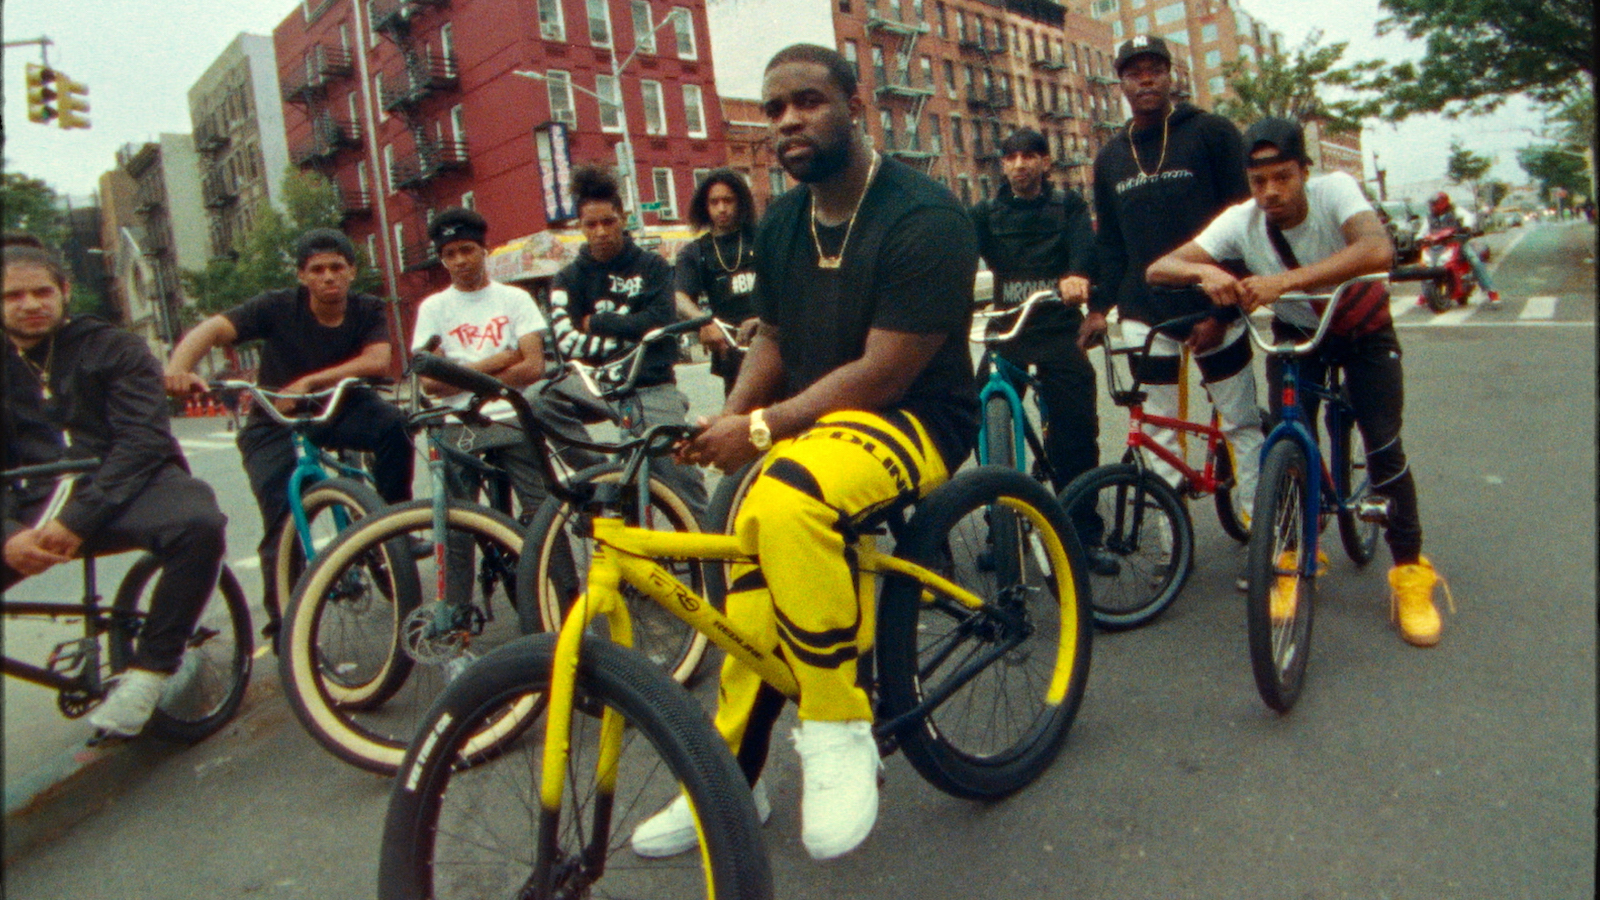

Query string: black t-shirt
[674,229,758,324]
[224,287,390,394]
[754,156,979,469]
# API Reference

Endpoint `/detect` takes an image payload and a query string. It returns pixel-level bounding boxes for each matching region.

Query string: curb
[3,734,180,865]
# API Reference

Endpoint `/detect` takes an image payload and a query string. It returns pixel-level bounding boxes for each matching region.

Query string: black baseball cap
[1114,35,1172,75]
[429,207,489,250]
[1242,117,1310,167]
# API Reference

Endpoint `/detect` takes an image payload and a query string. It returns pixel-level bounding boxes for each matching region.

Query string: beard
[777,129,852,184]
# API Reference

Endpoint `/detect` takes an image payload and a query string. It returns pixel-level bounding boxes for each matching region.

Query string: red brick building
[273,0,728,309]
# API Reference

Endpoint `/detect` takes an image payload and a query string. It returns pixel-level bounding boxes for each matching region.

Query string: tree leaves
[1212,31,1380,135]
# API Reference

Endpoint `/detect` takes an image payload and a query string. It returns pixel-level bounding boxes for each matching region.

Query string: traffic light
[56,73,90,130]
[26,63,58,124]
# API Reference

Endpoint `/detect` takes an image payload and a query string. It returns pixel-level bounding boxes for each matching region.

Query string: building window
[1090,0,1118,16]
[683,84,707,137]
[1201,23,1218,42]
[357,161,370,200]
[879,109,895,148]
[872,46,886,85]
[1111,20,1123,39]
[631,1,655,54]
[367,0,381,47]
[538,0,566,40]
[957,175,971,205]
[348,90,362,127]
[673,8,697,59]
[950,115,964,153]
[641,79,666,134]
[652,168,678,219]
[954,9,965,41]
[587,0,612,47]
[1208,74,1225,96]
[393,222,405,262]
[943,60,956,97]
[450,104,467,143]
[693,168,711,187]
[596,74,623,131]
[374,73,387,121]
[769,168,787,197]
[366,234,378,271]
[461,191,475,209]
[439,22,456,73]
[546,70,576,127]
[1204,49,1222,68]
[1153,0,1184,24]
[383,144,396,193]
[1165,29,1188,46]
[928,114,943,153]
[936,1,947,38]
[921,56,933,91]
[1133,15,1149,33]
[978,174,991,200]
[843,40,859,78]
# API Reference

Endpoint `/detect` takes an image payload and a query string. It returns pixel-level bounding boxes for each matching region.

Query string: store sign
[534,121,576,223]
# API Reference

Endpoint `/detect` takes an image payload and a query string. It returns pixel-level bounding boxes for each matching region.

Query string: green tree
[1213,31,1379,134]
[1,169,67,247]
[1518,145,1588,203]
[181,168,382,317]
[1482,180,1510,209]
[1445,139,1493,209]
[1356,0,1592,119]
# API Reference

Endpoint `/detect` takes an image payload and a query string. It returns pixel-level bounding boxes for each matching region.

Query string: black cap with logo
[1114,35,1172,75]
[429,207,490,251]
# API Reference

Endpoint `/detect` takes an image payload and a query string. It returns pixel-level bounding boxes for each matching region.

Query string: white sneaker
[631,779,771,858]
[88,668,168,737]
[792,720,880,860]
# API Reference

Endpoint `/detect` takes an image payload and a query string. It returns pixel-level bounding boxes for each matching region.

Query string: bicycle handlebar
[209,377,367,427]
[3,458,103,482]
[970,290,1062,344]
[1237,273,1390,357]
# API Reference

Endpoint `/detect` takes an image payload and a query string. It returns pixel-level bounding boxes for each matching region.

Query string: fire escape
[865,0,933,168]
[374,0,465,272]
[281,42,367,222]
[958,15,1011,170]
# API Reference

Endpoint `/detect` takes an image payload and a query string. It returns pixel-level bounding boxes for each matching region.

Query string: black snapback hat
[429,207,490,250]
[1243,117,1310,167]
[1114,35,1172,74]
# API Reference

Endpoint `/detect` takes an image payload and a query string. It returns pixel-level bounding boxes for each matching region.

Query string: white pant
[1117,318,1262,518]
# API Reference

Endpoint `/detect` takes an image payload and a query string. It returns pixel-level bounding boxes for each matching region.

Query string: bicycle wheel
[1058,464,1193,631]
[109,558,253,743]
[1331,411,1381,566]
[379,634,772,900]
[1423,279,1452,313]
[1245,441,1316,713]
[877,466,1092,800]
[1212,423,1252,543]
[274,476,388,625]
[702,458,760,611]
[517,463,711,686]
[281,501,535,774]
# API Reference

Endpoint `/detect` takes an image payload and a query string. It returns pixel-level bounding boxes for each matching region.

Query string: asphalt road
[4,220,1594,899]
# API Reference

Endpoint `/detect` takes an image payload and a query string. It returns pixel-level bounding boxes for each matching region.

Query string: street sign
[639,201,664,212]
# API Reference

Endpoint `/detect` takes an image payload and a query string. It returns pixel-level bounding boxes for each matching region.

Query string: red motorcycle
[1414,226,1487,312]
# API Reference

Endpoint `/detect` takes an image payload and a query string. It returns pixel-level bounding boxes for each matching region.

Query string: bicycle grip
[410,352,508,399]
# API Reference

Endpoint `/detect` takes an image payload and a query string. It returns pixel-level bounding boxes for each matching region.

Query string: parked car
[1376,199,1425,264]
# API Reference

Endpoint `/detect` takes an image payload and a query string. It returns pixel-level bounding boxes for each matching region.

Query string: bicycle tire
[1423,279,1452,313]
[702,458,760,611]
[982,395,1024,584]
[1212,420,1251,543]
[273,476,388,633]
[516,463,711,686]
[109,558,253,743]
[877,466,1092,800]
[1058,464,1193,631]
[1332,412,1381,567]
[1245,441,1316,713]
[281,501,536,774]
[379,634,772,900]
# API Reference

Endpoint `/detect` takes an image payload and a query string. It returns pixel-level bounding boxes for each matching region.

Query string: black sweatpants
[237,388,414,624]
[3,465,227,672]
[1266,322,1422,565]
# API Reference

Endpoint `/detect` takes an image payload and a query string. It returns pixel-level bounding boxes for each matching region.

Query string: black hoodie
[3,316,187,539]
[549,236,677,386]
[1091,102,1249,326]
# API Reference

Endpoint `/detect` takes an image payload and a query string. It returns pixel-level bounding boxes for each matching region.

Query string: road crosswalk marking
[1520,296,1558,320]
[180,439,236,451]
[1428,305,1474,326]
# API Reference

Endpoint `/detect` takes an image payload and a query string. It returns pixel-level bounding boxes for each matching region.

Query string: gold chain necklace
[810,151,881,270]
[711,229,744,274]
[20,335,55,400]
[1128,106,1174,178]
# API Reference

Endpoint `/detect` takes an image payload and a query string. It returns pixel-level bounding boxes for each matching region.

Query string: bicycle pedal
[1356,497,1391,524]
[47,638,95,676]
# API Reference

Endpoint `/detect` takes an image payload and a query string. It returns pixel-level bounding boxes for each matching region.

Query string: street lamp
[515,10,688,232]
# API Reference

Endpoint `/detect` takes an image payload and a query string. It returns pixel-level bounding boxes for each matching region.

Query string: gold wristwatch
[748,408,773,451]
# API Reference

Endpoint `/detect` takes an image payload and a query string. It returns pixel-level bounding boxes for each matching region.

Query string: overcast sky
[2,0,1550,201]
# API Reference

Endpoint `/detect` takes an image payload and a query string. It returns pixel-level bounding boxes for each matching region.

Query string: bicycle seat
[1109,389,1147,408]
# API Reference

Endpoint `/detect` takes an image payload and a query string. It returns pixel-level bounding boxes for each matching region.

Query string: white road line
[1389,295,1417,321]
[180,439,236,451]
[1395,319,1592,329]
[1427,306,1474,326]
[1520,296,1558,320]
[207,431,238,439]
[230,555,262,571]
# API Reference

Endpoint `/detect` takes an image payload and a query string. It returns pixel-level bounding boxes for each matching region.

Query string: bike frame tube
[1262,360,1324,578]
[1124,409,1229,494]
[976,353,1032,469]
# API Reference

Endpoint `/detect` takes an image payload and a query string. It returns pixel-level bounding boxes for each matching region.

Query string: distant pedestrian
[675,169,759,396]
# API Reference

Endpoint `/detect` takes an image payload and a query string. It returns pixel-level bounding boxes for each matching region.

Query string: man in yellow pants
[650,43,979,861]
